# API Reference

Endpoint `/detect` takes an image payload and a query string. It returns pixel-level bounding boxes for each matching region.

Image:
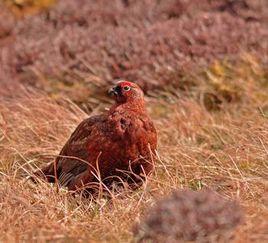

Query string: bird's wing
[40,115,106,187]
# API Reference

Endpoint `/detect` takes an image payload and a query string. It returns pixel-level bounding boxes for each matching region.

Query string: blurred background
[0,0,267,110]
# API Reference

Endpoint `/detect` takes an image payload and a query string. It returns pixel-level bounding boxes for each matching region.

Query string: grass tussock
[0,57,267,242]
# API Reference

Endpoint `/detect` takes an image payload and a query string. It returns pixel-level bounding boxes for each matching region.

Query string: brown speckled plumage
[35,81,157,192]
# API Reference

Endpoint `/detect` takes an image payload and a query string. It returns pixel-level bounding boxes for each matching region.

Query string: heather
[134,190,244,242]
[1,0,268,96]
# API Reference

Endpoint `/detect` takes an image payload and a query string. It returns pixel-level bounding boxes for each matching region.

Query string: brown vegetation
[134,189,244,242]
[1,0,268,97]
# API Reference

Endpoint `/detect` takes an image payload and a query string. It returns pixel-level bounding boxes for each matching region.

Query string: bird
[34,81,157,193]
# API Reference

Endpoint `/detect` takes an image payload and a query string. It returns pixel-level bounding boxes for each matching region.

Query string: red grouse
[35,81,157,192]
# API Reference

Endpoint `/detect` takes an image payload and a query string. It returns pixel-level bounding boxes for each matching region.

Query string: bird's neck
[109,99,146,114]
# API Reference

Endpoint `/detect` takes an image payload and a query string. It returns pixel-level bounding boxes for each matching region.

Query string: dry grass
[0,57,267,242]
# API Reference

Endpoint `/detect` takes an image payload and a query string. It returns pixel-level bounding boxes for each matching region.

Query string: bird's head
[108,81,144,104]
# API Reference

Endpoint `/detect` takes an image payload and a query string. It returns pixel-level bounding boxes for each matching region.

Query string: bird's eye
[123,86,131,91]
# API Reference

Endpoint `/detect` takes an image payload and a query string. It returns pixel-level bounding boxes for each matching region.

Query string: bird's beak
[108,85,121,97]
[108,87,117,96]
